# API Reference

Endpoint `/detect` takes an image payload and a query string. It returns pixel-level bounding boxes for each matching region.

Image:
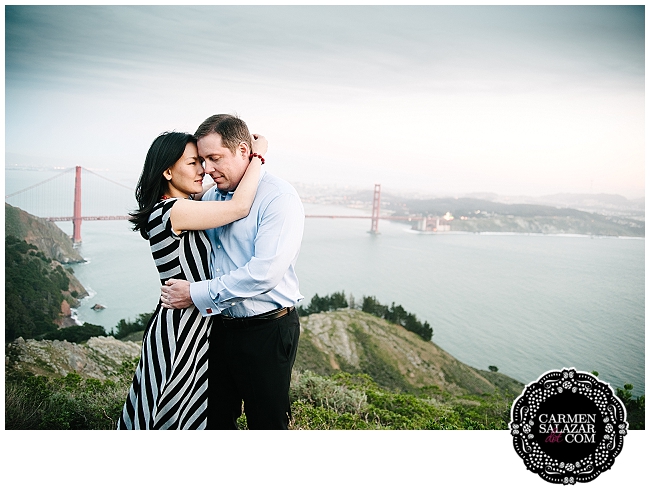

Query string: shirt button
[217,245,221,249]
[231,303,236,306]
[216,268,220,272]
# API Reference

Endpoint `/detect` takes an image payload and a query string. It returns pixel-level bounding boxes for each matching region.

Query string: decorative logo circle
[509,368,628,485]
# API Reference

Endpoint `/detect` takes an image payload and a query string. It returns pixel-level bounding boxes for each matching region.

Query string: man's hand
[160,279,192,309]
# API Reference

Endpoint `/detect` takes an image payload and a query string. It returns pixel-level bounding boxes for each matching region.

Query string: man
[161,114,304,429]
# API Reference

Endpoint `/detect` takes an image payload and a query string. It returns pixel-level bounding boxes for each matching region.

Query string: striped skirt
[118,304,210,429]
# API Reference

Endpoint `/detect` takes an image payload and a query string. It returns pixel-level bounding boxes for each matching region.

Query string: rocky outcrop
[61,300,71,317]
[7,336,141,380]
[5,203,84,263]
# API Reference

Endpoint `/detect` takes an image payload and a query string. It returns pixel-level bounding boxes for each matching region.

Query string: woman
[117,131,266,429]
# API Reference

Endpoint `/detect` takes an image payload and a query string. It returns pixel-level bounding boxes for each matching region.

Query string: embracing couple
[117,114,305,430]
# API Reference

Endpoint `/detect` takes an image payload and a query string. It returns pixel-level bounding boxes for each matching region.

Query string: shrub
[362,296,433,341]
[616,383,645,430]
[290,370,367,416]
[113,312,154,339]
[297,291,348,316]
[4,363,137,430]
[41,322,107,343]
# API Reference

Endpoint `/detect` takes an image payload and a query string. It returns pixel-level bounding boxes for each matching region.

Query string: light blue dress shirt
[189,169,305,317]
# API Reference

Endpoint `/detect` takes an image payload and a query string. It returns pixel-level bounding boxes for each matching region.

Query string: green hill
[295,308,523,396]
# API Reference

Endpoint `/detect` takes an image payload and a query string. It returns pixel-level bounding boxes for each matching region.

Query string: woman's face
[164,142,205,197]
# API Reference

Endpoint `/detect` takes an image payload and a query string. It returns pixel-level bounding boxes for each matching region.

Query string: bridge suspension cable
[82,167,136,191]
[5,167,74,199]
[5,166,136,242]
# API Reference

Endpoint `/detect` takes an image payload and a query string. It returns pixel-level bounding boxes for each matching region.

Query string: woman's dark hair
[130,132,197,239]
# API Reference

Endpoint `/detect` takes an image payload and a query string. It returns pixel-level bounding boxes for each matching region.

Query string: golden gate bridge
[6,166,133,244]
[6,167,425,243]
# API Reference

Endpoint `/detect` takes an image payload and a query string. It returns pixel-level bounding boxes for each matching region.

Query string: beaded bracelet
[249,153,265,164]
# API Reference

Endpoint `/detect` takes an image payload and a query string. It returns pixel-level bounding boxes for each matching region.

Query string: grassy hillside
[6,309,523,429]
[7,310,643,430]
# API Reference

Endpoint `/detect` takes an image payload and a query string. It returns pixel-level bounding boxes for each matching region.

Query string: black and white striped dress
[118,198,212,429]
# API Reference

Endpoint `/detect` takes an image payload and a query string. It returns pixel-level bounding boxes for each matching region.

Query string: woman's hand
[251,133,268,157]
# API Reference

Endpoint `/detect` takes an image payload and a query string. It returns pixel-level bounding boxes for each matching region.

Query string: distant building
[413,215,451,232]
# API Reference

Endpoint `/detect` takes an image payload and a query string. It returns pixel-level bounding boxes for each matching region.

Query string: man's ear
[238,141,250,159]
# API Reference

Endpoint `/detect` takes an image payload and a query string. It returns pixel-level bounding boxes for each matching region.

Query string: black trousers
[207,309,300,430]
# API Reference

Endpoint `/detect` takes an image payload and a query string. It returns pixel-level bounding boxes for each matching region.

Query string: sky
[4,5,646,198]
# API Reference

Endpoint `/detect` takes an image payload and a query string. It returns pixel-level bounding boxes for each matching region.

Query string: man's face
[197,133,248,192]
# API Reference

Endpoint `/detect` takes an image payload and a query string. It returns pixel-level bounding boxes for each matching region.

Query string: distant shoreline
[401,228,645,240]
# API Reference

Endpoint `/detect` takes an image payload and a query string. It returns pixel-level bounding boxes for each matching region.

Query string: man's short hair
[194,114,252,154]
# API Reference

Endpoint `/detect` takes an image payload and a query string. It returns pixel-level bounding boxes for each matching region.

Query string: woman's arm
[169,135,267,232]
[170,158,262,232]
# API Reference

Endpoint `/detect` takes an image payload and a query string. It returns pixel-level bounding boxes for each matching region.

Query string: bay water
[5,170,645,395]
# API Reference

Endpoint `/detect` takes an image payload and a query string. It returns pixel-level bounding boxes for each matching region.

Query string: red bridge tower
[72,166,82,244]
[370,184,381,234]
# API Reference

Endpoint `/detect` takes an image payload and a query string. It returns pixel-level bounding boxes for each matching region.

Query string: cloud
[5,5,645,197]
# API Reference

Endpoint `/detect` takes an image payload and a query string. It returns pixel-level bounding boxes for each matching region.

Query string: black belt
[219,306,295,329]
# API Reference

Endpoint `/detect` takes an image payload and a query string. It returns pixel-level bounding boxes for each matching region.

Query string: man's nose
[203,161,215,174]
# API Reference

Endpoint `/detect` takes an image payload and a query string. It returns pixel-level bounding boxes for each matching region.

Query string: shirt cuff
[190,280,220,317]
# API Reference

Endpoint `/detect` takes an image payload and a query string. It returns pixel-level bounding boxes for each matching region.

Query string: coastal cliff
[5,204,89,341]
[5,203,85,263]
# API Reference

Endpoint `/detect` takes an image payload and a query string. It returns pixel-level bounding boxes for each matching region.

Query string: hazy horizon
[5,5,645,199]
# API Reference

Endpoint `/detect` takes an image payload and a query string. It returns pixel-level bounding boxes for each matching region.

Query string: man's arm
[161,192,304,313]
